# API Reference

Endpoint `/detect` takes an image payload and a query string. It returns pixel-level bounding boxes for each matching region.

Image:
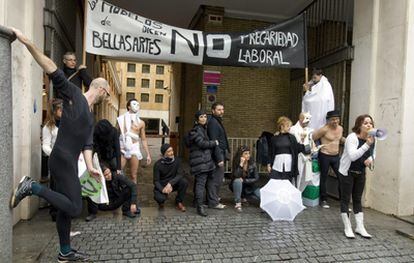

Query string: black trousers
[207,165,225,207]
[318,152,341,201]
[194,171,213,207]
[154,178,188,204]
[37,149,83,247]
[87,188,132,214]
[339,171,366,213]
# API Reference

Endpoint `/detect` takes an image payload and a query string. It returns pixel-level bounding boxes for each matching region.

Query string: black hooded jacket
[188,124,219,175]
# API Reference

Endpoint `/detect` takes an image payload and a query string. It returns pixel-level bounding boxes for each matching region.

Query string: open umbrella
[260,179,305,221]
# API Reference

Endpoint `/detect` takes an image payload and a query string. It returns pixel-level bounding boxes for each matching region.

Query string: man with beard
[207,102,228,209]
[312,110,345,209]
[10,27,110,262]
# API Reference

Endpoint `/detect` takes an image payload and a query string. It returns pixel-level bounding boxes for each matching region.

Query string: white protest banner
[78,153,109,204]
[85,0,306,68]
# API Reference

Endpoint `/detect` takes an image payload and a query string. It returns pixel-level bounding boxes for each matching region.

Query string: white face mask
[130,101,140,113]
[302,112,312,125]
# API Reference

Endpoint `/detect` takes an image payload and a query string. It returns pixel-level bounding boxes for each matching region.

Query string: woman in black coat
[188,110,220,216]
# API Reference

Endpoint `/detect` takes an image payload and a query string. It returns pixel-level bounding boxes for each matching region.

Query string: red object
[203,71,221,85]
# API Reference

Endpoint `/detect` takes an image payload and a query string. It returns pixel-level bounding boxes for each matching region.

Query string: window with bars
[127,78,136,87]
[156,65,164,75]
[142,64,150,73]
[127,63,136,72]
[126,92,135,101]
[141,79,150,88]
[141,93,150,102]
[155,80,164,89]
[155,94,164,103]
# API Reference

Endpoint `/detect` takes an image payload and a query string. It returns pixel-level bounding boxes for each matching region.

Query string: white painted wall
[351,0,414,216]
[1,0,45,224]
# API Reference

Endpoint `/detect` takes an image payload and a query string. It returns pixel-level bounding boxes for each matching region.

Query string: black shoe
[123,211,137,218]
[10,176,35,208]
[85,214,97,222]
[57,249,89,262]
[197,206,208,217]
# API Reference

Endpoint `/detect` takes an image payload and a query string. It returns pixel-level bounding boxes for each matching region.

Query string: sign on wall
[86,0,307,68]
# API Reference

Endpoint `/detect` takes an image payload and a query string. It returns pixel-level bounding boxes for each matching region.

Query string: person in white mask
[117,99,151,182]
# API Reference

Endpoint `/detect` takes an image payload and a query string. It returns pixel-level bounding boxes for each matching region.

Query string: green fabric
[312,159,320,173]
[302,185,320,200]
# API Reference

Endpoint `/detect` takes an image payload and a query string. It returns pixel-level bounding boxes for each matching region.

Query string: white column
[351,0,414,216]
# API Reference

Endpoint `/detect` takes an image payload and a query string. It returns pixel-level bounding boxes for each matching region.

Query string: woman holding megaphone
[338,114,377,239]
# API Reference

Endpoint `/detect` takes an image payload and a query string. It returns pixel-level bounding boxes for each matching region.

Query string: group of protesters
[9,28,376,262]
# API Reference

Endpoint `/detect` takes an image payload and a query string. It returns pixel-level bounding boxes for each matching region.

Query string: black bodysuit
[38,69,94,246]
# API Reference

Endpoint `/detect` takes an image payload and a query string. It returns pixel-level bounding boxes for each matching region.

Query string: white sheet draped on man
[302,74,335,130]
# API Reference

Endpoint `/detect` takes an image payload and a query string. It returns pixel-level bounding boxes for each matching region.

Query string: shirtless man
[312,110,345,209]
[117,99,151,182]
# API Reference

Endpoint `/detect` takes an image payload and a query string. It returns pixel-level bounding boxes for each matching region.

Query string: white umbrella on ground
[260,179,305,221]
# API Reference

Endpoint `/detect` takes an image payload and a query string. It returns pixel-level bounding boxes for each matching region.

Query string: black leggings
[36,150,83,247]
[318,152,341,201]
[339,171,366,213]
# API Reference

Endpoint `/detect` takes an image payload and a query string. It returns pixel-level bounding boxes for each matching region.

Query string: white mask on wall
[130,100,140,113]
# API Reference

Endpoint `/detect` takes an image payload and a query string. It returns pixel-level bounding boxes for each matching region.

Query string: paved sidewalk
[12,137,414,262]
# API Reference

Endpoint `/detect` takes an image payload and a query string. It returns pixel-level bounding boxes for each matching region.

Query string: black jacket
[207,115,230,161]
[188,124,217,175]
[153,158,184,192]
[230,163,260,195]
[268,133,308,177]
[256,131,274,165]
[63,66,92,90]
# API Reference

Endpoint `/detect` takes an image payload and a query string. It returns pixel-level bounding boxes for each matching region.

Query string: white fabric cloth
[117,112,143,160]
[272,154,292,172]
[42,123,58,156]
[339,133,376,176]
[302,75,335,130]
[289,122,314,192]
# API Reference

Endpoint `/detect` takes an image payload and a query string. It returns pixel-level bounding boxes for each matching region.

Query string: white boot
[341,213,355,238]
[354,212,372,238]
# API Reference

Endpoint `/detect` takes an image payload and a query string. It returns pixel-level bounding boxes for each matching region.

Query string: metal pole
[0,24,16,263]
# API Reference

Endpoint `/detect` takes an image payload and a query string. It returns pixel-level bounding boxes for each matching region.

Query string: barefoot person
[312,110,345,208]
[10,28,109,262]
[117,98,151,182]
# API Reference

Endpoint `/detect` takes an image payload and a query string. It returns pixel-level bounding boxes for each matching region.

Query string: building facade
[116,62,171,135]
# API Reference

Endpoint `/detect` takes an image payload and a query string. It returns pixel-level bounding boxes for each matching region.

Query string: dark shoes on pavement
[10,176,35,208]
[85,214,97,222]
[58,249,89,262]
[197,206,207,217]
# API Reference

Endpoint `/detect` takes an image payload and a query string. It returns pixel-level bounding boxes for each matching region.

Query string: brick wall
[181,8,294,140]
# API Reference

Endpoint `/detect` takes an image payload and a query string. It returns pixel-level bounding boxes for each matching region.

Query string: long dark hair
[352,114,374,134]
[93,119,117,162]
[232,145,253,172]
[44,98,63,129]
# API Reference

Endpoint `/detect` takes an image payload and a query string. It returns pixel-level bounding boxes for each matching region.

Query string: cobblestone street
[12,139,414,262]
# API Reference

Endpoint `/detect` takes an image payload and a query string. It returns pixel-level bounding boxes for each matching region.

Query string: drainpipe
[0,25,16,263]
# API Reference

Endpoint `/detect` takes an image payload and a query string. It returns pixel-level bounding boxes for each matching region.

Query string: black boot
[197,205,208,217]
